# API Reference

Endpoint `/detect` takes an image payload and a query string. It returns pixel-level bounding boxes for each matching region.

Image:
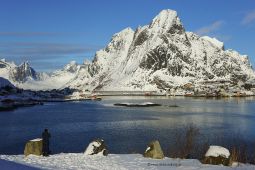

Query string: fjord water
[0,96,255,155]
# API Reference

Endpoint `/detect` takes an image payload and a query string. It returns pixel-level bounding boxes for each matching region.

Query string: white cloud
[195,20,224,36]
[242,10,255,25]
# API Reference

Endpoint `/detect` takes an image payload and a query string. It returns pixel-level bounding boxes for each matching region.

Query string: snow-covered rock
[205,146,230,158]
[204,146,231,166]
[24,138,43,157]
[84,139,108,156]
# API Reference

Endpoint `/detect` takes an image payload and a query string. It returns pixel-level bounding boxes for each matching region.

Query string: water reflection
[0,96,254,154]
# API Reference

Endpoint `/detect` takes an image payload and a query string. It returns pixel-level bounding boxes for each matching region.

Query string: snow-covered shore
[0,154,254,170]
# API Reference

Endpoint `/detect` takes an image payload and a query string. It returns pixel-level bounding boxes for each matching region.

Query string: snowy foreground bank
[0,154,254,170]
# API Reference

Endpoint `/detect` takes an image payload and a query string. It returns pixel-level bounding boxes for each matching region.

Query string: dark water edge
[0,96,255,157]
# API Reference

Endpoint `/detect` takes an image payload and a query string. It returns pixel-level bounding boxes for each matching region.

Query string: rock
[84,139,108,156]
[203,145,230,166]
[24,138,43,156]
[114,102,161,107]
[143,140,164,159]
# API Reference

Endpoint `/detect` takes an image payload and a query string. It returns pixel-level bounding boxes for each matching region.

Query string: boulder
[203,145,230,166]
[143,140,164,159]
[24,138,43,156]
[84,139,108,156]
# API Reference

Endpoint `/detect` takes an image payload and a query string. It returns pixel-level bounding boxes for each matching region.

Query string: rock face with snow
[203,146,230,166]
[84,139,108,156]
[24,139,43,157]
[72,9,255,92]
[10,62,38,83]
[0,60,92,90]
[0,59,39,83]
[144,140,164,159]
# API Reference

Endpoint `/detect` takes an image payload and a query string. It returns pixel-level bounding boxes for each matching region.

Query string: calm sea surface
[0,96,255,155]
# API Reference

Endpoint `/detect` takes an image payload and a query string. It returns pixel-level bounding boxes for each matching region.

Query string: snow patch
[205,146,230,158]
[201,36,224,49]
[84,141,101,155]
[30,138,42,142]
[145,146,151,152]
[0,153,254,170]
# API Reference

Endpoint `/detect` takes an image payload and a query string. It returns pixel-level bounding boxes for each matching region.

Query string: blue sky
[0,0,255,72]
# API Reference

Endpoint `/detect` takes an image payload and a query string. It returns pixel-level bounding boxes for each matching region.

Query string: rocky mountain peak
[83,59,91,65]
[113,27,134,37]
[149,9,184,34]
[64,61,79,73]
[19,61,31,71]
[106,27,134,52]
[10,61,37,83]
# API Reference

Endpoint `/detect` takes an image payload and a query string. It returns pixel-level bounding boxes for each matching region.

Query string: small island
[114,102,161,107]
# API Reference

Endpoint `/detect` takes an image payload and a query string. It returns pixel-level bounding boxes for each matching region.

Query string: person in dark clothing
[42,129,51,156]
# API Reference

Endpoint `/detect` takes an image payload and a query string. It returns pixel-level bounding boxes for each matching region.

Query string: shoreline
[1,95,254,112]
[95,94,255,97]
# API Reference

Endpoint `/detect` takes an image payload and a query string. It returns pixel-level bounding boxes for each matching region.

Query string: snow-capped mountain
[22,61,91,90]
[77,9,255,92]
[34,60,92,91]
[0,59,85,90]
[65,60,92,90]
[1,9,255,94]
[0,59,40,83]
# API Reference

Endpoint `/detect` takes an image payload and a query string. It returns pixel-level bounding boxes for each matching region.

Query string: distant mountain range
[0,58,91,90]
[1,9,255,94]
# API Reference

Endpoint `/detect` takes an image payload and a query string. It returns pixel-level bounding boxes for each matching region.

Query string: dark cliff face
[167,18,186,35]
[10,62,38,83]
[133,29,149,47]
[90,58,100,76]
[0,77,15,88]
[140,46,170,71]
[139,40,192,76]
